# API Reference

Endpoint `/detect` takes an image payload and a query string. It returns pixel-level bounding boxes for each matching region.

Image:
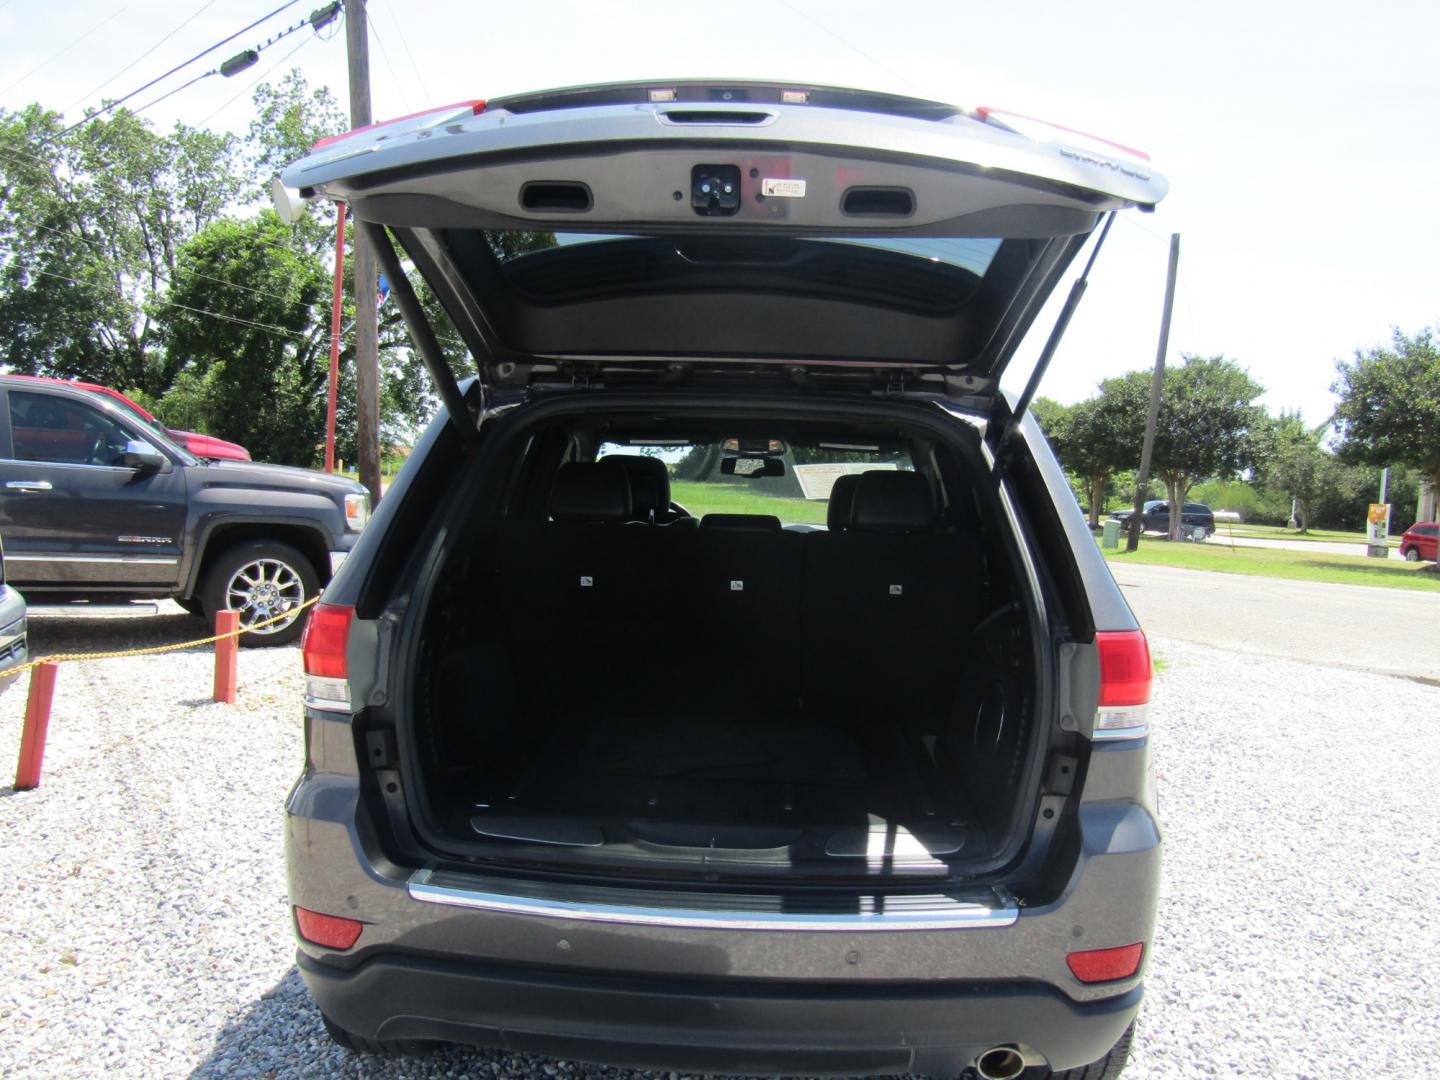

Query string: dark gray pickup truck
[0,375,368,645]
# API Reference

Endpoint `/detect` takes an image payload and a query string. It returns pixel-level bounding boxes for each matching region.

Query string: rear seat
[801,471,978,729]
[681,515,804,718]
[826,473,860,531]
[496,461,658,715]
[495,464,974,731]
[602,454,696,526]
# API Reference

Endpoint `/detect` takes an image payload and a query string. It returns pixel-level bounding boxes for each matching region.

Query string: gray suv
[282,81,1163,1079]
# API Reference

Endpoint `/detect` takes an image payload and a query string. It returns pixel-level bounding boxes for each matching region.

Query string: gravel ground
[1,607,1437,1079]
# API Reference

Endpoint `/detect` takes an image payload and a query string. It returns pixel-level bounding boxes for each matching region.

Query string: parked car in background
[0,376,367,645]
[1399,522,1438,563]
[9,375,251,462]
[281,79,1163,1079]
[0,537,28,694]
[1110,500,1214,538]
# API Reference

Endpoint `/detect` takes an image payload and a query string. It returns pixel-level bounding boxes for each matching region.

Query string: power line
[773,0,923,95]
[378,0,430,105]
[28,269,317,344]
[125,71,218,123]
[0,0,142,98]
[61,0,306,135]
[367,15,412,113]
[61,0,223,118]
[193,32,314,128]
[17,215,319,313]
[0,159,334,317]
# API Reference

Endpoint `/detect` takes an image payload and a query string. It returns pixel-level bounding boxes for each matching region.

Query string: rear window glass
[597,440,913,526]
[487,231,1002,278]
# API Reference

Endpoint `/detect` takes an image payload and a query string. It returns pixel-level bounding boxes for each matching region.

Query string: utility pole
[346,0,381,504]
[1126,233,1180,552]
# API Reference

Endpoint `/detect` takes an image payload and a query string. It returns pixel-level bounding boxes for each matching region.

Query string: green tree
[246,71,458,455]
[1043,391,1146,527]
[1332,327,1440,559]
[0,104,241,394]
[1259,412,1334,533]
[157,213,332,465]
[1099,356,1266,539]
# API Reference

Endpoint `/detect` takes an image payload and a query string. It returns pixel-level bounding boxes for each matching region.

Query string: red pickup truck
[9,375,250,461]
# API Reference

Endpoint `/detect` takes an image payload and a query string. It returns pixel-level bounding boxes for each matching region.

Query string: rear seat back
[496,462,659,714]
[678,514,804,717]
[802,471,977,728]
[494,465,976,731]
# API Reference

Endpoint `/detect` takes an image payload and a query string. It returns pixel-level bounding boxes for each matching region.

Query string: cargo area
[392,413,1049,884]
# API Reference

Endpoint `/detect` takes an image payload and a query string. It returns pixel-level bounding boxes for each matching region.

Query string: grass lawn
[1214,522,1397,546]
[1101,538,1440,592]
[671,481,827,524]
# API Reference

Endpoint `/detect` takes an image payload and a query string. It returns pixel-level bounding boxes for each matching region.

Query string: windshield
[598,439,913,526]
[98,396,197,465]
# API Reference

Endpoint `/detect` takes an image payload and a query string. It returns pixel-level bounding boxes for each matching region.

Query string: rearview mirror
[121,440,165,472]
[720,457,785,478]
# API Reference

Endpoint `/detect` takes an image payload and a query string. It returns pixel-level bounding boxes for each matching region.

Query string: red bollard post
[213,611,240,704]
[14,661,59,791]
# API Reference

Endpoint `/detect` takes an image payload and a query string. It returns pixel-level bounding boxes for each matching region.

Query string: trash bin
[1102,519,1122,549]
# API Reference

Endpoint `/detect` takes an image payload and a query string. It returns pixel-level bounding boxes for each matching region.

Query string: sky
[3,0,1438,424]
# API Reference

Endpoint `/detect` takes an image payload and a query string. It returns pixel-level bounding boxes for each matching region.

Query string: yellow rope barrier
[9,596,320,674]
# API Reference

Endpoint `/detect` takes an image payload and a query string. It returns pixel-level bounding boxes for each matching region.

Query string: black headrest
[549,462,631,523]
[700,513,782,532]
[827,473,861,531]
[603,455,671,519]
[850,471,934,531]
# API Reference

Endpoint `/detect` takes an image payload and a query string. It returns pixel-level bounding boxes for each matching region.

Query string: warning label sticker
[761,178,807,198]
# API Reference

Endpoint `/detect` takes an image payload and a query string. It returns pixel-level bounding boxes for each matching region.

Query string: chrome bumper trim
[407,869,1019,931]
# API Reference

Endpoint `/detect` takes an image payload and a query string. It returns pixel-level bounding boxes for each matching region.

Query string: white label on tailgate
[762,178,806,198]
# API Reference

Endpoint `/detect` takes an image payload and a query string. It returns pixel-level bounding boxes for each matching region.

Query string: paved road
[1108,561,1439,683]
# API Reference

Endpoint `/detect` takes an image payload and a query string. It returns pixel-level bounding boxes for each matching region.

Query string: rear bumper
[288,711,1159,1074]
[298,949,1140,1076]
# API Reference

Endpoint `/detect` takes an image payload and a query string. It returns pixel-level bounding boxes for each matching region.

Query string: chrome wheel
[224,557,305,634]
[1404,547,1420,562]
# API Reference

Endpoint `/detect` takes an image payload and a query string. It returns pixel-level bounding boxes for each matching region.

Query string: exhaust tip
[975,1046,1026,1080]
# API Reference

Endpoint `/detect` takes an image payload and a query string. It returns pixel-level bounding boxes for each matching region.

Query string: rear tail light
[294,906,364,949]
[1066,942,1145,983]
[1093,629,1152,740]
[301,603,353,712]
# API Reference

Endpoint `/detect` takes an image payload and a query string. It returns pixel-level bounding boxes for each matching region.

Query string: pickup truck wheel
[201,540,318,647]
